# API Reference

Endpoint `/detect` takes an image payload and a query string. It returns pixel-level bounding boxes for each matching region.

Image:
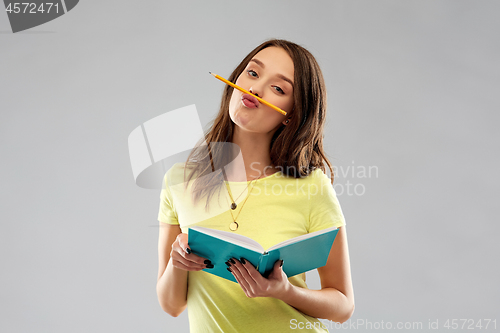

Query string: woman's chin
[231,108,253,126]
[234,118,252,130]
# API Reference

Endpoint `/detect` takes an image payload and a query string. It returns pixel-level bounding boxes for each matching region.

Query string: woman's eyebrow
[250,58,265,68]
[250,58,294,88]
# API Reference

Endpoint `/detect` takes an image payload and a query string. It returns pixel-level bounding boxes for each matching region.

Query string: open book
[188,226,339,283]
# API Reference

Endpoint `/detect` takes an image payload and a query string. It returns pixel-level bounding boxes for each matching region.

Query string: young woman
[157,39,354,332]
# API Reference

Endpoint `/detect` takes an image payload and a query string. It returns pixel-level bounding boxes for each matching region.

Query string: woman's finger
[172,242,210,268]
[171,258,205,271]
[183,251,210,267]
[175,233,189,251]
[230,270,251,297]
[237,258,263,284]
[227,259,253,293]
[172,240,209,266]
[171,250,207,269]
[177,234,212,265]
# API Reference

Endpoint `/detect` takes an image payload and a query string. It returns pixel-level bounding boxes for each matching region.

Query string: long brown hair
[182,39,335,210]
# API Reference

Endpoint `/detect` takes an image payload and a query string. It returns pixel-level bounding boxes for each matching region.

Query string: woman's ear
[283,105,295,125]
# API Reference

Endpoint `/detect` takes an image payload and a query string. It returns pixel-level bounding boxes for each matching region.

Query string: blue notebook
[188,226,339,283]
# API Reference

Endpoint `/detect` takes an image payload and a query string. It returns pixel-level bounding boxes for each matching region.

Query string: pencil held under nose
[209,72,288,116]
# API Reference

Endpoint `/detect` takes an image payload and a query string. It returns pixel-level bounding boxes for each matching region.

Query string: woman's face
[229,46,294,134]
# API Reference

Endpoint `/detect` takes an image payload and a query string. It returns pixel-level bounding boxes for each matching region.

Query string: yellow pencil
[209,72,287,116]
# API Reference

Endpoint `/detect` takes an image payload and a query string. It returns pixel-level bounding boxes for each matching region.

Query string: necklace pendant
[229,221,238,231]
[231,202,237,210]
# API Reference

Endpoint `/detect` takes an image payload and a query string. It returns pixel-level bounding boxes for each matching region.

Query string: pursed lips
[241,94,259,108]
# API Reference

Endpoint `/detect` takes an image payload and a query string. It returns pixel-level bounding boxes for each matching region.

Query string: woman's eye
[274,86,285,94]
[247,70,258,77]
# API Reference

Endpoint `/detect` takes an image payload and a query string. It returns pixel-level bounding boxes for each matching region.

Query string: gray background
[1,1,499,332]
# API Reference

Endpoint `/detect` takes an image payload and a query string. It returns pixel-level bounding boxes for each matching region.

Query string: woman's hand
[227,258,291,299]
[170,233,212,271]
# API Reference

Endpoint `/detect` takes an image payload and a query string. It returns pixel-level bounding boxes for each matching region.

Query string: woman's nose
[249,87,261,97]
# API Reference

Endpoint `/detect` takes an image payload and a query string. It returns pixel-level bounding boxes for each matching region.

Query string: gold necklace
[222,170,262,231]
[221,169,260,208]
[226,180,253,210]
[224,180,259,231]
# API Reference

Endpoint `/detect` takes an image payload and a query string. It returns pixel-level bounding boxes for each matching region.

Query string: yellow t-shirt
[158,163,346,333]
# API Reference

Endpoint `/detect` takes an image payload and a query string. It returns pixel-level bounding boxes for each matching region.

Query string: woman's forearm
[156,260,189,317]
[278,285,354,323]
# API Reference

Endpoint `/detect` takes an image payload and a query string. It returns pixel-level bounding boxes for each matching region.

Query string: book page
[190,227,265,253]
[266,226,338,252]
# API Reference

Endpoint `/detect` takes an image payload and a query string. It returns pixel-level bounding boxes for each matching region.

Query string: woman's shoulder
[163,162,191,187]
[302,168,333,189]
[311,167,332,180]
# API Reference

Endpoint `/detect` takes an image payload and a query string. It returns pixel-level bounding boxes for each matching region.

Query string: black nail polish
[230,258,236,264]
[240,258,246,265]
[204,260,212,265]
[225,261,231,267]
[227,267,232,272]
[206,263,214,269]
[280,259,284,267]
[185,248,192,254]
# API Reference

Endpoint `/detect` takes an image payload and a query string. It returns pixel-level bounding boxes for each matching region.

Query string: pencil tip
[209,71,211,74]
